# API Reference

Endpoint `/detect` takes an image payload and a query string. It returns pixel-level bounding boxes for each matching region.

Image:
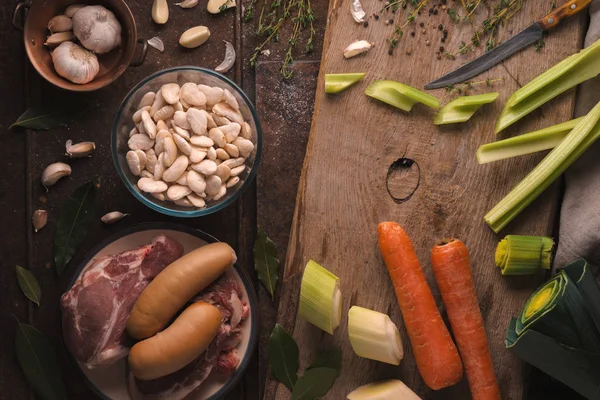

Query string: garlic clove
[65,140,96,158]
[207,0,236,14]
[65,4,86,18]
[176,0,199,8]
[32,210,48,232]
[215,41,236,73]
[41,162,71,187]
[179,26,211,48]
[72,5,122,54]
[343,40,373,59]
[152,0,169,24]
[147,37,164,52]
[52,41,99,85]
[44,31,75,48]
[351,0,366,23]
[48,15,72,33]
[101,211,129,225]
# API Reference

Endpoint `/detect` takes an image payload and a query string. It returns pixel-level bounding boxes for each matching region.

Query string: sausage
[127,242,236,340]
[128,302,221,380]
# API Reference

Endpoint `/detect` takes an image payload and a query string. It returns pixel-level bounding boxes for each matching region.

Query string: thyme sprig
[386,0,429,52]
[445,77,505,94]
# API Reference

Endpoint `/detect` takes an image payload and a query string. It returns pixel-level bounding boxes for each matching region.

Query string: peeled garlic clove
[215,41,236,73]
[48,15,72,33]
[351,0,366,23]
[207,0,236,14]
[147,36,164,52]
[152,0,169,24]
[44,31,75,48]
[72,6,122,54]
[41,162,72,187]
[52,41,99,84]
[179,26,211,49]
[65,4,86,18]
[65,140,96,158]
[176,0,199,8]
[32,210,48,233]
[101,211,128,225]
[343,40,373,59]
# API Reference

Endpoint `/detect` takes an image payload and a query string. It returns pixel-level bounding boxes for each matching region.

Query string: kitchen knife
[425,0,592,90]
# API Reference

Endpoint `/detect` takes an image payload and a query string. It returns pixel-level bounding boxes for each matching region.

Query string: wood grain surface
[266,0,586,399]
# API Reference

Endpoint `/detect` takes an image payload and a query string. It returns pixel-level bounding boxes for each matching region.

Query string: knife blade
[425,0,592,90]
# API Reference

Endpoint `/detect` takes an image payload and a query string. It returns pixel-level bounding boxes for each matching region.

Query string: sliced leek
[495,235,554,275]
[325,73,366,94]
[365,80,440,112]
[347,306,403,365]
[496,38,600,133]
[347,379,421,400]
[506,259,600,399]
[434,92,499,125]
[485,101,600,233]
[477,117,583,164]
[299,260,342,334]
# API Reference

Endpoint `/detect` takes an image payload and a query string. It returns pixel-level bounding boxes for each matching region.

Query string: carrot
[430,239,502,400]
[377,222,463,390]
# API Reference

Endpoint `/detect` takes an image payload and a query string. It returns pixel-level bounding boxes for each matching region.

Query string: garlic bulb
[52,41,99,84]
[72,5,121,54]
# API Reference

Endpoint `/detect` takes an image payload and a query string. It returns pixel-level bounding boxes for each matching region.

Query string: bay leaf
[15,265,41,306]
[254,226,279,300]
[268,323,299,391]
[10,99,90,131]
[54,181,96,276]
[307,347,342,378]
[15,323,67,400]
[291,367,338,400]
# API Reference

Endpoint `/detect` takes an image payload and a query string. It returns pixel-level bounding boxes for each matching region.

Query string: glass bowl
[112,67,262,217]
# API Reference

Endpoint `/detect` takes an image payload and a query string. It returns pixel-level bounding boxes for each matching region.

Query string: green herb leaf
[10,99,90,131]
[307,347,342,378]
[291,367,338,400]
[254,226,279,300]
[15,323,67,400]
[268,323,299,391]
[54,181,96,276]
[15,266,41,306]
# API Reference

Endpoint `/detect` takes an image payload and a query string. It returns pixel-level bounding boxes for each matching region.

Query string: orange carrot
[430,239,502,400]
[377,222,463,390]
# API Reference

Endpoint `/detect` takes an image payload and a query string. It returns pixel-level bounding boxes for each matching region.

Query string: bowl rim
[62,222,260,400]
[111,66,263,218]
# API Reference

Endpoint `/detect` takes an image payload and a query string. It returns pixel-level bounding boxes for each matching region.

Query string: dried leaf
[15,323,67,400]
[254,226,279,300]
[307,347,342,378]
[16,266,41,306]
[147,36,165,52]
[54,181,96,276]
[268,323,299,391]
[10,99,91,131]
[291,367,338,400]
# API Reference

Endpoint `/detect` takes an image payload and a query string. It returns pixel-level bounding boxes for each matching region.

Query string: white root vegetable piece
[147,37,164,52]
[187,108,208,135]
[299,259,341,334]
[348,306,403,365]
[347,380,421,400]
[343,40,373,59]
[350,0,366,23]
[181,83,207,107]
[152,0,169,24]
[138,177,168,193]
[176,0,199,8]
[127,242,237,339]
[179,26,211,49]
[163,155,189,182]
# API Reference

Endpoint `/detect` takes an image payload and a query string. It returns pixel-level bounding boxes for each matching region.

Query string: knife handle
[539,0,592,30]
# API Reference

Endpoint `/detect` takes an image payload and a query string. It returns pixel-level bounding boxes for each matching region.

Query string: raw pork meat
[128,273,249,400]
[61,235,184,369]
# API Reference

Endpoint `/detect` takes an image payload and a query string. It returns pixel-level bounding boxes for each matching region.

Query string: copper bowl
[14,0,146,92]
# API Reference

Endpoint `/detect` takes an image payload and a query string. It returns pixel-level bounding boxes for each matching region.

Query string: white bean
[187,193,206,208]
[230,164,245,177]
[215,164,231,182]
[163,136,178,167]
[153,105,175,122]
[189,147,207,163]
[138,177,168,193]
[232,137,254,158]
[126,151,142,176]
[138,92,156,109]
[176,171,188,185]
[221,123,241,143]
[181,82,207,106]
[155,130,171,155]
[223,89,240,110]
[205,175,222,196]
[190,135,213,147]
[174,110,191,130]
[150,89,166,116]
[211,113,231,127]
[187,107,208,135]
[167,184,192,200]
[174,197,194,207]
[129,127,139,137]
[212,102,243,124]
[173,133,192,155]
[241,121,252,139]
[145,149,157,173]
[142,110,157,139]
[187,170,206,194]
[216,148,230,160]
[163,155,189,182]
[207,146,217,161]
[128,134,154,151]
[134,150,147,170]
[161,83,180,105]
[151,191,167,201]
[133,106,151,123]
[197,84,224,106]
[226,176,240,188]
[208,128,226,148]
[156,120,168,131]
[174,102,184,112]
[224,143,239,158]
[204,110,217,129]
[222,157,245,169]
[212,184,227,201]
[154,153,166,180]
[192,159,217,175]
[140,170,153,179]
[172,125,191,140]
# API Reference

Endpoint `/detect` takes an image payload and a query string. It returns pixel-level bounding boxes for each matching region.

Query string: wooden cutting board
[265,1,585,399]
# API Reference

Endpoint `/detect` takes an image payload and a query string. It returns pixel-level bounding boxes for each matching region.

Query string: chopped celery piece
[477,117,583,164]
[325,73,366,94]
[348,306,403,365]
[347,379,421,400]
[495,235,554,275]
[496,39,600,133]
[365,80,440,112]
[434,92,499,125]
[299,260,342,334]
[485,101,600,233]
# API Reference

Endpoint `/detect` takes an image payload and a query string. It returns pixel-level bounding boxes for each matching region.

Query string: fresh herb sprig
[445,77,505,94]
[386,0,429,53]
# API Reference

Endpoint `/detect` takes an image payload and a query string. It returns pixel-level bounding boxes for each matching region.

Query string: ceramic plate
[64,223,258,400]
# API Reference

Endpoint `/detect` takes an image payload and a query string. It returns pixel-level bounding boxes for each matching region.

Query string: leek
[434,92,499,125]
[485,101,600,233]
[325,73,366,94]
[299,260,342,334]
[347,306,403,365]
[477,117,584,164]
[495,235,554,275]
[496,38,600,133]
[365,80,440,112]
[506,259,600,399]
[347,379,421,400]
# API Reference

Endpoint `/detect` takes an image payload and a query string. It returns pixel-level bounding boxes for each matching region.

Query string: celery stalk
[496,39,600,133]
[365,80,440,112]
[325,73,366,94]
[477,118,583,164]
[485,101,600,233]
[434,92,499,125]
